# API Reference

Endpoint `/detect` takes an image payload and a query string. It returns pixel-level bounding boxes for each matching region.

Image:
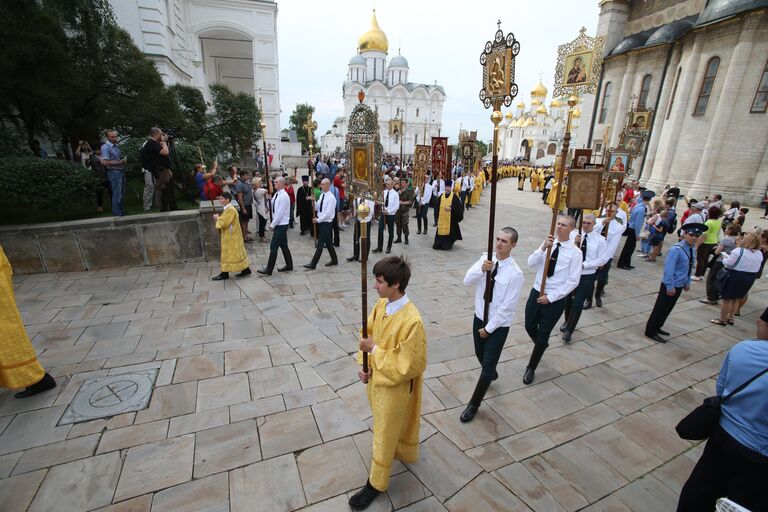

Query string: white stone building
[109,0,283,167]
[320,10,447,158]
[497,80,595,165]
[590,0,768,203]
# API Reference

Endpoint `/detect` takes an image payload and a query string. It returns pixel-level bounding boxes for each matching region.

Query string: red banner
[431,137,448,180]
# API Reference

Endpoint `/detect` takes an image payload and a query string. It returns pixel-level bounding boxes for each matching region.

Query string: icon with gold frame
[553,27,605,98]
[350,142,373,185]
[479,23,520,109]
[413,144,430,192]
[566,170,603,210]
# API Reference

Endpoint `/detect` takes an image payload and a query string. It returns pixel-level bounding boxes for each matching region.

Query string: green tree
[476,140,489,157]
[289,103,317,154]
[208,84,261,161]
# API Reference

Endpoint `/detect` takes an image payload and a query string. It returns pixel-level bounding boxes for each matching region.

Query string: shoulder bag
[676,366,768,440]
[714,248,744,293]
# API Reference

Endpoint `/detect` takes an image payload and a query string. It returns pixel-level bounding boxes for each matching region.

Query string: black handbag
[676,366,768,440]
[713,248,743,293]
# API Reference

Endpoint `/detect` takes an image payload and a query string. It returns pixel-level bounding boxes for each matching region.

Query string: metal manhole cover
[59,369,158,425]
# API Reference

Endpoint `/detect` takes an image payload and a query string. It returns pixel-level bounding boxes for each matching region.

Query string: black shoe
[523,367,535,385]
[460,404,479,423]
[595,296,602,308]
[393,238,401,244]
[372,248,382,253]
[617,265,631,270]
[628,265,635,269]
[559,323,567,332]
[256,268,272,276]
[333,242,340,247]
[404,237,408,245]
[211,273,229,281]
[385,248,391,254]
[422,230,427,235]
[278,265,293,272]
[347,257,358,262]
[349,480,382,511]
[583,300,592,310]
[325,260,338,267]
[14,372,56,399]
[417,230,422,234]
[236,268,252,277]
[646,333,668,343]
[300,231,306,236]
[302,264,316,270]
[657,328,670,336]
[563,330,572,344]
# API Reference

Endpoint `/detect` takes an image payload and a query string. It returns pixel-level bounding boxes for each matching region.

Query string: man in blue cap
[645,222,707,343]
[617,190,654,270]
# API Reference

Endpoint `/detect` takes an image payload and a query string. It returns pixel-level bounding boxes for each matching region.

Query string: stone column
[610,52,638,146]
[688,18,757,200]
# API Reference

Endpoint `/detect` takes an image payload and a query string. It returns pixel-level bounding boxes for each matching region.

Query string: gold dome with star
[358,10,388,53]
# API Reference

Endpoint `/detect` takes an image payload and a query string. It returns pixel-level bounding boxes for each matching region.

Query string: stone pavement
[1,178,766,512]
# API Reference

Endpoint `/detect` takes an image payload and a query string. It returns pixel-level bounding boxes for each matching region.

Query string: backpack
[138,140,154,173]
[666,209,678,234]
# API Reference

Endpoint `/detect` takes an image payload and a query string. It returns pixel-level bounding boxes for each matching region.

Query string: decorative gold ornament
[479,21,520,110]
[553,27,605,98]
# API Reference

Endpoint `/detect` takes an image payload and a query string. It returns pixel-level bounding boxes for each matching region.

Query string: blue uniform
[661,240,694,293]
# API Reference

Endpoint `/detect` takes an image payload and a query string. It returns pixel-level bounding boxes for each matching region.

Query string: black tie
[385,191,389,207]
[484,261,499,303]
[547,243,560,277]
[602,222,609,237]
[272,194,276,211]
[581,234,588,261]
[319,193,324,213]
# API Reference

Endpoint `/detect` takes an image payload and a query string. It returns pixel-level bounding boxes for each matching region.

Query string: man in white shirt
[347,195,375,262]
[588,202,627,309]
[523,215,582,384]
[460,227,524,422]
[373,178,399,254]
[304,178,338,269]
[257,176,293,275]
[560,214,608,343]
[415,179,432,235]
[459,172,472,211]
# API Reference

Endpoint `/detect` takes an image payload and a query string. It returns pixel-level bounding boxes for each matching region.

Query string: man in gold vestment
[0,247,57,398]
[211,192,251,280]
[350,256,427,510]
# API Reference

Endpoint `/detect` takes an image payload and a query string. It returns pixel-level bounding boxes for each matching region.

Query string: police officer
[645,222,707,343]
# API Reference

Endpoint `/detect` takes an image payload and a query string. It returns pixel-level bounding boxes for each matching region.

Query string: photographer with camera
[139,127,175,212]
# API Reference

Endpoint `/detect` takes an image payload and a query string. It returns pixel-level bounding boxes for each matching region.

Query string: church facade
[320,10,446,158]
[109,0,283,166]
[590,0,768,203]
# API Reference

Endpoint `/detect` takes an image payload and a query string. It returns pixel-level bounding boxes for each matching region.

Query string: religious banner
[572,149,592,169]
[552,27,605,98]
[413,144,431,192]
[445,146,453,180]
[566,170,603,210]
[346,92,384,204]
[431,136,448,181]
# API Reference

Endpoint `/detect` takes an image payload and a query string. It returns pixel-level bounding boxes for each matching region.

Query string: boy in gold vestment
[350,256,427,510]
[211,192,251,281]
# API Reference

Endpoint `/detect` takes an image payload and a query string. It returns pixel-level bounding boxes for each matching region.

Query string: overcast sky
[276,0,598,146]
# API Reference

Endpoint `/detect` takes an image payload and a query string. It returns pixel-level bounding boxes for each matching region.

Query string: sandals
[727,320,735,325]
[710,319,728,326]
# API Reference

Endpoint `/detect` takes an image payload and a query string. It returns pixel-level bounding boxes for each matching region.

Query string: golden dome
[358,10,388,53]
[516,100,525,109]
[523,117,534,127]
[512,118,523,127]
[550,98,562,108]
[531,79,548,97]
[573,108,582,118]
[536,104,547,115]
[504,111,514,119]
[531,98,542,107]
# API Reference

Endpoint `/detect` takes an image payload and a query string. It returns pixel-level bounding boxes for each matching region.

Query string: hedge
[0,157,98,212]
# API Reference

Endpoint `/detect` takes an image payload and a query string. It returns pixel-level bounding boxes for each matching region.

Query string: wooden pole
[540,95,578,296]
[304,112,318,243]
[482,102,503,324]
[358,201,371,374]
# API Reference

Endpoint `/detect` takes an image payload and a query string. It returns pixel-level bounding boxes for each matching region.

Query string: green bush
[0,157,98,212]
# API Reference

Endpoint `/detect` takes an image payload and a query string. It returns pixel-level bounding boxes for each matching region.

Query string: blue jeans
[107,170,125,216]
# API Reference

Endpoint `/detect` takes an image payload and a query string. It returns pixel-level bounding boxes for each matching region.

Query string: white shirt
[568,230,609,275]
[615,208,628,227]
[433,179,445,195]
[685,212,705,225]
[527,239,582,302]
[383,189,400,215]
[723,248,763,273]
[352,197,374,222]
[594,217,626,258]
[416,183,433,205]
[460,176,471,191]
[315,191,336,223]
[385,294,410,316]
[270,189,290,228]
[464,253,524,334]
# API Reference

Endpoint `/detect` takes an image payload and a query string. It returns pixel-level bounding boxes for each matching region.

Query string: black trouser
[265,224,292,271]
[677,425,768,512]
[433,200,440,225]
[564,273,597,332]
[416,204,429,233]
[256,213,267,238]
[596,258,612,287]
[376,214,395,250]
[310,222,337,265]
[460,190,469,210]
[396,209,409,239]
[96,179,111,207]
[472,316,509,381]
[542,187,549,203]
[617,228,637,267]
[352,220,371,261]
[705,260,724,301]
[524,288,567,350]
[696,243,716,277]
[645,283,682,336]
[332,214,340,246]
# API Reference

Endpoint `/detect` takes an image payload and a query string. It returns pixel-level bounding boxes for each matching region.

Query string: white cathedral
[320,10,447,157]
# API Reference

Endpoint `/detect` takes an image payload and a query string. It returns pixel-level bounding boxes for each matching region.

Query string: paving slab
[114,435,194,501]
[229,454,306,512]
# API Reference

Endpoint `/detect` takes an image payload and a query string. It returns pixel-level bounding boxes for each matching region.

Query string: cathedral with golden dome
[320,10,446,156]
[497,80,593,165]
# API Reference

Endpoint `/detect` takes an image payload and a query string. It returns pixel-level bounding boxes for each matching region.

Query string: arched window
[638,74,652,108]
[599,82,612,123]
[694,57,720,116]
[751,58,768,113]
[666,67,682,119]
[416,108,420,117]
[536,149,545,159]
[547,143,557,155]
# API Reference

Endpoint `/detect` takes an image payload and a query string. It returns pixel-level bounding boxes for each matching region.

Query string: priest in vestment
[470,172,482,206]
[351,256,427,511]
[211,192,251,280]
[295,175,314,236]
[432,180,464,250]
[0,247,57,398]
